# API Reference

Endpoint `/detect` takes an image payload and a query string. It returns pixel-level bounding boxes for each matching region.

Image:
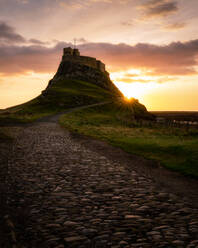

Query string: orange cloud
[1,37,198,77]
[80,41,198,75]
[116,78,151,83]
[115,74,178,84]
[163,22,187,30]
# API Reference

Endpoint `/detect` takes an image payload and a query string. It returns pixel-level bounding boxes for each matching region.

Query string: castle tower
[62,47,105,72]
[63,47,73,56]
[73,48,80,56]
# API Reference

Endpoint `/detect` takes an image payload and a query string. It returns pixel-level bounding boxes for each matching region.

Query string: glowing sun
[110,69,158,100]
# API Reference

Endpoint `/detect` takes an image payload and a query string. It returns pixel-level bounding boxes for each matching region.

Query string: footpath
[1,108,198,247]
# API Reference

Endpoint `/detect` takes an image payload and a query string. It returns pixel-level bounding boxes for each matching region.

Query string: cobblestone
[6,122,198,247]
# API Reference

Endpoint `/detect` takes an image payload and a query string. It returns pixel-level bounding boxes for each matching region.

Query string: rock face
[43,48,122,97]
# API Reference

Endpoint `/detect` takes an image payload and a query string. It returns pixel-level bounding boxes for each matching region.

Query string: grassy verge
[60,104,198,178]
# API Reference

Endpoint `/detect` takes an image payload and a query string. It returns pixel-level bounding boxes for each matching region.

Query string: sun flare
[110,70,158,100]
[114,82,148,99]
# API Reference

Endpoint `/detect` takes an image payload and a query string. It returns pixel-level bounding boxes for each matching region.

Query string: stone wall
[62,54,105,72]
[97,61,105,72]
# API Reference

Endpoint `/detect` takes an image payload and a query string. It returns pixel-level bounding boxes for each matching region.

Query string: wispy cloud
[58,0,128,9]
[116,74,178,84]
[76,38,89,44]
[121,20,133,26]
[0,21,26,44]
[90,0,113,3]
[116,77,152,83]
[59,1,84,9]
[29,39,49,45]
[16,0,29,4]
[163,22,187,30]
[138,0,178,19]
[0,21,50,46]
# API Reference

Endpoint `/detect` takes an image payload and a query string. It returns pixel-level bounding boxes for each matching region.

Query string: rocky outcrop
[43,53,122,97]
[41,48,153,120]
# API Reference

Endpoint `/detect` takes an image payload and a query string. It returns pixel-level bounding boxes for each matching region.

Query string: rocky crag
[40,47,153,120]
[0,47,153,121]
[42,47,121,98]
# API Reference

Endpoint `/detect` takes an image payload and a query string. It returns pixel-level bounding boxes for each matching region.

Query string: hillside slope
[0,78,117,123]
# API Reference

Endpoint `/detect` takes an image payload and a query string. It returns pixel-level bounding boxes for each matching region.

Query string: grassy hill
[0,52,153,124]
[0,74,152,124]
[0,79,120,124]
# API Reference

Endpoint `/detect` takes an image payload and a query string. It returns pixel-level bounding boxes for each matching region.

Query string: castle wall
[97,61,105,72]
[62,55,105,72]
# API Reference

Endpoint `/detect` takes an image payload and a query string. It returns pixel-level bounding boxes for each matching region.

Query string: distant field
[60,105,198,178]
[151,111,198,122]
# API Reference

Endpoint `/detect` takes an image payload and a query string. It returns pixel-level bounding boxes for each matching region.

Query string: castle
[62,47,106,72]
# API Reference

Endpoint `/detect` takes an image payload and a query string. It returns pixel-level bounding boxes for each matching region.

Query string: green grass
[60,104,198,178]
[0,79,115,124]
[50,79,112,99]
[0,98,58,124]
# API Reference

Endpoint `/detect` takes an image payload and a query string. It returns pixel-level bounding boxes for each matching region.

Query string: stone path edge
[64,127,198,208]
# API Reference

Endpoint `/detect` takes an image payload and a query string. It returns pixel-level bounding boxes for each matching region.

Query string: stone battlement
[62,47,105,72]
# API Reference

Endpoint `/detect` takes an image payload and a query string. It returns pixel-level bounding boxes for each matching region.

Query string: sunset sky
[0,0,198,110]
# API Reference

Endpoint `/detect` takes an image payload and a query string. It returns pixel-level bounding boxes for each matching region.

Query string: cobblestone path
[7,122,198,248]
